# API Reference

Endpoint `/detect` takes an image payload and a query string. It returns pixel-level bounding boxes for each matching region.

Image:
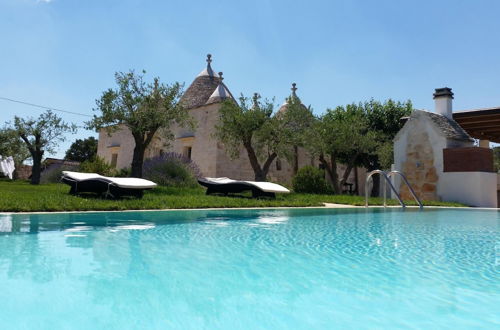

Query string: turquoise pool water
[0,208,498,329]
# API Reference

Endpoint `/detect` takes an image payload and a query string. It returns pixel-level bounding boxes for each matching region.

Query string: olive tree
[214,94,291,181]
[87,70,192,177]
[360,99,413,195]
[12,110,76,184]
[279,95,315,175]
[305,105,378,194]
[304,99,412,195]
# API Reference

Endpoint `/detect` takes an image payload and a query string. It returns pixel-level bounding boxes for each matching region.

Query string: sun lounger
[198,177,290,198]
[61,171,157,198]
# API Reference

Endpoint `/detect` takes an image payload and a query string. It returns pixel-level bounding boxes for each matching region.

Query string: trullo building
[96,55,326,185]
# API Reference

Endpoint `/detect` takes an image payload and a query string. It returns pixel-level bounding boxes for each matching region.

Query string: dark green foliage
[79,156,115,176]
[292,166,331,194]
[65,137,98,162]
[279,96,315,174]
[114,167,132,177]
[363,99,413,170]
[303,99,412,194]
[493,147,500,172]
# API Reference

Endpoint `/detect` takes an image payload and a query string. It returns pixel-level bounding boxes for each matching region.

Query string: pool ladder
[365,170,423,209]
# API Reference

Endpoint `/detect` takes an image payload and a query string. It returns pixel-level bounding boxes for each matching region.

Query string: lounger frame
[198,178,277,199]
[62,176,147,198]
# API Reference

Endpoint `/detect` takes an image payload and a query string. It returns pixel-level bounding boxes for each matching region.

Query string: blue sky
[1,0,500,158]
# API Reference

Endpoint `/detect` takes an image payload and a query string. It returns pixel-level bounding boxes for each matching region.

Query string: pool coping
[0,203,494,216]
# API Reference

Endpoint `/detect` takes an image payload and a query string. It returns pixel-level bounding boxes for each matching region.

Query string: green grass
[0,180,466,212]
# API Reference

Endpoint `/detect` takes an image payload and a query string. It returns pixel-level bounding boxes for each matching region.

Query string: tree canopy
[11,110,76,184]
[65,136,98,162]
[302,99,412,194]
[304,104,379,193]
[363,99,413,170]
[86,70,192,177]
[278,95,315,174]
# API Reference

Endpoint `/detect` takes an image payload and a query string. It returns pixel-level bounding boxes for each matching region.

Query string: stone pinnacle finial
[253,93,259,107]
[291,83,297,95]
[219,72,223,81]
[206,54,212,64]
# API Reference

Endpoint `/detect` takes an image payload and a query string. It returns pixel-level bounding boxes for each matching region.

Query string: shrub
[292,166,331,194]
[143,152,201,187]
[40,163,79,184]
[79,156,115,176]
[114,167,131,177]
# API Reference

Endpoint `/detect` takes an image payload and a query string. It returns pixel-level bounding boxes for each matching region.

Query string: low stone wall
[15,165,32,180]
[440,172,497,207]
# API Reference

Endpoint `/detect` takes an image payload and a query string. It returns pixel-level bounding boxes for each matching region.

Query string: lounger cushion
[62,171,102,181]
[106,177,157,189]
[62,171,157,189]
[203,177,290,193]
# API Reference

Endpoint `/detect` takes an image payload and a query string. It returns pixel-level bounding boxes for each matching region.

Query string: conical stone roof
[180,54,221,109]
[205,72,235,105]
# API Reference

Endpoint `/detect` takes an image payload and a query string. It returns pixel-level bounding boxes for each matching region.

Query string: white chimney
[433,87,453,119]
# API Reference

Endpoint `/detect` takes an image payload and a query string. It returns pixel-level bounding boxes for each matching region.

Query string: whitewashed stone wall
[97,124,135,170]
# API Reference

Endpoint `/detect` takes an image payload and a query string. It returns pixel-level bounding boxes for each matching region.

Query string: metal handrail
[387,171,423,208]
[365,170,405,208]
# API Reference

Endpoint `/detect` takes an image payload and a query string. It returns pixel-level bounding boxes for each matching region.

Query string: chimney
[433,87,453,119]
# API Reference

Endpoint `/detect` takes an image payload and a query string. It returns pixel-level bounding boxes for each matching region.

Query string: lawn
[0,180,465,212]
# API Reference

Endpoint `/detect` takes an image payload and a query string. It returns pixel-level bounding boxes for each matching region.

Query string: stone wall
[399,132,439,201]
[15,165,32,180]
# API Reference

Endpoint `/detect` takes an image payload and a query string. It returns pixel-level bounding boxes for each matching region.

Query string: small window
[276,158,282,171]
[183,146,192,160]
[111,153,118,168]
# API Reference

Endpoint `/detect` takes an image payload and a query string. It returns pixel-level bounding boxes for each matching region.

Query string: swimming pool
[0,208,498,329]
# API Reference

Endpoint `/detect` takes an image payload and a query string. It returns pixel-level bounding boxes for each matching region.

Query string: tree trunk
[293,145,299,175]
[371,175,380,197]
[354,166,359,195]
[260,152,277,181]
[339,154,358,192]
[130,129,158,178]
[242,141,277,182]
[367,164,380,197]
[31,151,43,185]
[320,153,340,194]
[244,141,264,181]
[131,144,145,178]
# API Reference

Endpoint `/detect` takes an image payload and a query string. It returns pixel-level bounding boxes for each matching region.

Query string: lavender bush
[142,152,201,187]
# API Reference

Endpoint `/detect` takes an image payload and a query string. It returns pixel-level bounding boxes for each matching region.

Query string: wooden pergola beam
[451,108,500,142]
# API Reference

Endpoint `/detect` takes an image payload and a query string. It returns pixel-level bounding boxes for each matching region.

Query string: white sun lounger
[198,177,290,198]
[61,171,157,198]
